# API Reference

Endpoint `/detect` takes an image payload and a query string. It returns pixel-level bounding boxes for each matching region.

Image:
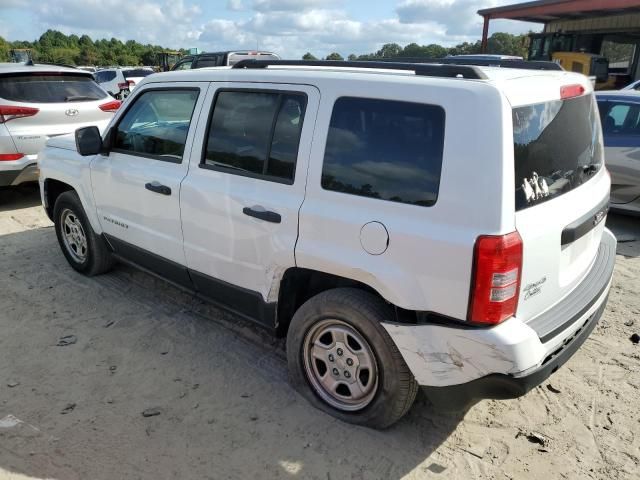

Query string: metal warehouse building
[478,0,640,85]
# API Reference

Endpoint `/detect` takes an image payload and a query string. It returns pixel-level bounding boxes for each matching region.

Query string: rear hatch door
[0,71,114,155]
[512,90,610,322]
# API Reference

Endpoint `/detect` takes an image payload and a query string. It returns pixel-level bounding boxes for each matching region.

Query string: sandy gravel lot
[0,184,639,480]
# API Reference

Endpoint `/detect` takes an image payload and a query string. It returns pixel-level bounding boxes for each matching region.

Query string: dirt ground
[0,184,638,480]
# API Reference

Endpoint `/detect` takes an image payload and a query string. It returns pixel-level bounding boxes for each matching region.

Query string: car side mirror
[75,126,103,156]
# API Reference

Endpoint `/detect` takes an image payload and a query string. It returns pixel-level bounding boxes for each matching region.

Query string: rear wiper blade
[65,95,97,102]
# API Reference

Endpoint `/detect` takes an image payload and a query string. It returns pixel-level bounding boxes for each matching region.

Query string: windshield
[0,74,107,103]
[512,94,603,211]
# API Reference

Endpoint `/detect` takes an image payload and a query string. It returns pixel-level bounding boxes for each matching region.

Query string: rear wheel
[287,288,418,429]
[53,191,113,276]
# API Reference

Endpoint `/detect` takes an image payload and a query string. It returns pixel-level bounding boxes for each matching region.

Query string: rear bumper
[422,297,607,410]
[382,228,616,407]
[0,162,39,187]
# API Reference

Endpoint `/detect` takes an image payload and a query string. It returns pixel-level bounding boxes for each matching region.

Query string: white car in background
[94,67,155,100]
[0,63,119,188]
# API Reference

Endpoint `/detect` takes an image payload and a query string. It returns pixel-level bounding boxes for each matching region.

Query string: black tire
[286,288,418,429]
[53,190,113,276]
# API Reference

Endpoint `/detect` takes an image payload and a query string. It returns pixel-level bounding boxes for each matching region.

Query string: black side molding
[561,197,609,247]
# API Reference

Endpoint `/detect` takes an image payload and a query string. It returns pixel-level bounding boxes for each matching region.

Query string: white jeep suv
[38,60,615,429]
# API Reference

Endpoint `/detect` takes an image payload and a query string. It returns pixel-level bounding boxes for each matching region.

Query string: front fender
[38,142,102,234]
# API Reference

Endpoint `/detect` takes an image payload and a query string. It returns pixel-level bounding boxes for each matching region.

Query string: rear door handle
[242,207,281,224]
[145,182,171,196]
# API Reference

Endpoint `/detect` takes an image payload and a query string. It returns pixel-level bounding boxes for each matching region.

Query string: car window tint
[174,61,193,70]
[204,91,306,182]
[0,74,108,103]
[196,57,219,68]
[321,97,445,207]
[608,104,630,127]
[123,69,153,79]
[114,89,199,161]
[604,103,640,135]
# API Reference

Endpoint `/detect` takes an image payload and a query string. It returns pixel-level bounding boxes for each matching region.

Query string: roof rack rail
[377,57,563,71]
[232,59,488,80]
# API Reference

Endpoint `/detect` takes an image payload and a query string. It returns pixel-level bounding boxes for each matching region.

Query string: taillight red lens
[0,153,25,161]
[127,80,135,86]
[0,105,39,124]
[560,84,585,99]
[99,100,121,112]
[468,231,523,325]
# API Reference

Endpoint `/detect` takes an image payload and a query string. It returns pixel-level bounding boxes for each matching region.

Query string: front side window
[601,102,640,135]
[174,60,193,71]
[321,97,445,207]
[203,90,307,183]
[113,89,199,161]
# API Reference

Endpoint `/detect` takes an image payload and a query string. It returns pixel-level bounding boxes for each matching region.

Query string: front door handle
[145,182,171,196]
[242,207,281,224]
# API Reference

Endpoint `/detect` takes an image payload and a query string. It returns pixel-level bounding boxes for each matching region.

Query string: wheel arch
[275,267,417,337]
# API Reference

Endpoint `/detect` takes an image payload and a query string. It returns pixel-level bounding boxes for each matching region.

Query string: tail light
[560,84,585,99]
[99,100,121,112]
[468,231,523,325]
[0,105,39,124]
[127,80,135,87]
[117,82,129,90]
[0,153,24,161]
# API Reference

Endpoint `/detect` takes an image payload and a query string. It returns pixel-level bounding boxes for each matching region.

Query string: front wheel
[53,191,113,276]
[286,288,418,429]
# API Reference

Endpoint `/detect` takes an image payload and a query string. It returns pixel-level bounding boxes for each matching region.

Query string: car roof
[145,63,589,108]
[595,90,640,102]
[0,62,91,76]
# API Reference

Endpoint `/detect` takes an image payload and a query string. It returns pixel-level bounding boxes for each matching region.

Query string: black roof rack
[232,59,488,80]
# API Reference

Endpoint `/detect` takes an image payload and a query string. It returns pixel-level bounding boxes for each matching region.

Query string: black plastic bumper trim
[422,297,607,411]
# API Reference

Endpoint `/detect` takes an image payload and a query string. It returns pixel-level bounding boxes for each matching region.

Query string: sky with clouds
[0,0,540,58]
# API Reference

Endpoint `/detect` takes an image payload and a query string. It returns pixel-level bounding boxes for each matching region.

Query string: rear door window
[321,97,445,207]
[512,94,603,210]
[0,74,108,103]
[203,90,307,183]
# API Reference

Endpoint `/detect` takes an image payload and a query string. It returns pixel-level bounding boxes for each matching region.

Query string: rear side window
[0,74,108,103]
[113,89,199,162]
[123,69,153,79]
[321,97,445,207]
[203,90,307,183]
[513,94,603,210]
[95,71,116,83]
[195,56,221,68]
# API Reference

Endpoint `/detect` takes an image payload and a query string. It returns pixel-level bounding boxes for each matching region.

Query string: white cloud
[0,0,536,58]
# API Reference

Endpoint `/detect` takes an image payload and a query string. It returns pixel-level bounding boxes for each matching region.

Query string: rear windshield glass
[513,94,603,211]
[123,69,153,79]
[227,53,280,66]
[0,74,107,103]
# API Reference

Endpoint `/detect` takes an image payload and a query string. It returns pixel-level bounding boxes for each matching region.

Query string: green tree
[302,52,317,60]
[376,43,402,58]
[347,54,357,61]
[325,52,344,60]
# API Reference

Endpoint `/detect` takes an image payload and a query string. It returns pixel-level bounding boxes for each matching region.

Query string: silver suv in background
[0,63,119,187]
[95,67,154,99]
